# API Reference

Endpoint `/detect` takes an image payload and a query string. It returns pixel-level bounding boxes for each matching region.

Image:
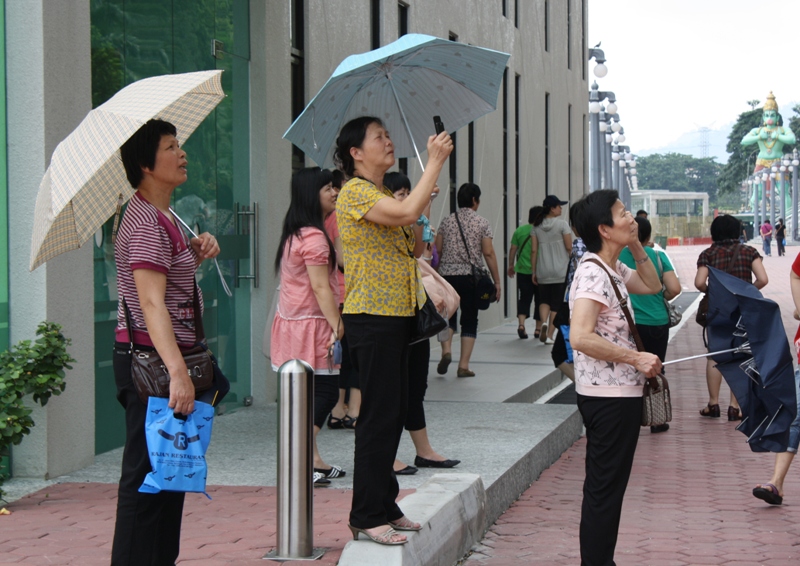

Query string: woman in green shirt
[508,206,543,339]
[618,217,681,433]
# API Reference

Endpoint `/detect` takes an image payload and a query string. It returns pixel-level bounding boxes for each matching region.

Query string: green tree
[717,108,762,195]
[636,153,721,199]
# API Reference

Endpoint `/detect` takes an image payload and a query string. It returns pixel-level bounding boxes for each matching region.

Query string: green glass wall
[91,0,251,453]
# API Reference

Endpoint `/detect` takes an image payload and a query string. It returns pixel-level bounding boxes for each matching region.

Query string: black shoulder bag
[454,210,497,310]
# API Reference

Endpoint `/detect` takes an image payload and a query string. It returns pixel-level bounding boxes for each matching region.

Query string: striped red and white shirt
[114,192,202,348]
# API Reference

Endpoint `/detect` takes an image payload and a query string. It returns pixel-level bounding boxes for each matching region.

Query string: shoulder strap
[121,280,204,348]
[454,210,475,265]
[585,258,645,352]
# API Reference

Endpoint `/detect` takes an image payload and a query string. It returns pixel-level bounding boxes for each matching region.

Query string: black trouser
[516,272,537,319]
[778,237,786,256]
[337,333,360,391]
[636,323,669,368]
[406,339,430,431]
[344,314,412,529]
[111,342,185,566]
[577,395,642,566]
[313,374,340,428]
[444,275,479,338]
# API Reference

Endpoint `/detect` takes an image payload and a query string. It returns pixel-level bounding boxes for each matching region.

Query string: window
[581,0,586,80]
[544,0,550,52]
[502,0,507,18]
[583,113,588,192]
[568,104,572,202]
[371,0,381,49]
[291,0,305,173]
[514,0,519,27]
[515,74,520,225]
[567,0,571,69]
[468,122,475,183]
[398,2,408,37]
[502,68,509,317]
[545,92,550,195]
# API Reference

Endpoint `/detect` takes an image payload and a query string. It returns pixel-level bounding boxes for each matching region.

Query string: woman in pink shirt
[271,167,344,485]
[569,189,663,566]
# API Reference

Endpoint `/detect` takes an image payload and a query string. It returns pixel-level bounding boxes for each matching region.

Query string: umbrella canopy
[30,70,225,271]
[283,33,510,168]
[707,267,796,452]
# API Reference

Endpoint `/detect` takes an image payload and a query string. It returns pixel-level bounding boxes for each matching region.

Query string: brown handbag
[585,259,672,427]
[123,283,214,404]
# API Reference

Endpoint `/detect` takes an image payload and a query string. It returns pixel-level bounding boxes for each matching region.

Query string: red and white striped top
[114,192,202,348]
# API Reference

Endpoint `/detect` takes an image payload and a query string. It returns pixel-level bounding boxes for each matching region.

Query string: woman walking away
[531,195,572,344]
[385,172,460,474]
[696,214,767,421]
[760,219,773,257]
[509,206,544,339]
[619,216,681,434]
[569,189,663,566]
[435,183,502,377]
[270,167,345,486]
[335,116,452,545]
[113,119,221,565]
[776,218,786,257]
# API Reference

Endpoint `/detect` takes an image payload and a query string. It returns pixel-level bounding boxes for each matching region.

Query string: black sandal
[327,414,346,429]
[342,415,358,429]
[517,325,528,339]
[700,403,720,418]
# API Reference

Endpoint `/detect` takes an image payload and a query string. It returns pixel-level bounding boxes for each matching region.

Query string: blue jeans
[763,237,772,256]
[789,368,800,453]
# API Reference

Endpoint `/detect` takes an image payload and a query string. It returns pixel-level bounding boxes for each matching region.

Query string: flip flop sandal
[753,483,783,505]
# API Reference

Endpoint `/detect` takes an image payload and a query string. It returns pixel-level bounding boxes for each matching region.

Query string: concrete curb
[339,473,486,566]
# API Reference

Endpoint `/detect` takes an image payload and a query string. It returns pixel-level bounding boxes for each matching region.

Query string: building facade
[5,0,588,480]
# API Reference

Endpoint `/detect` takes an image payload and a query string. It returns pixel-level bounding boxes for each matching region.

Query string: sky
[588,0,800,162]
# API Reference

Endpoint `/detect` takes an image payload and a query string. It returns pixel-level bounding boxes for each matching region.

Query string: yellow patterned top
[336,177,425,316]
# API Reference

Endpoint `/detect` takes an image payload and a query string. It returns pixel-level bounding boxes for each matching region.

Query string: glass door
[91,0,251,453]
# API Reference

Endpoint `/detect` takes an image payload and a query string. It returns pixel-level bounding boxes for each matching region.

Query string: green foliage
[0,322,75,499]
[636,153,721,199]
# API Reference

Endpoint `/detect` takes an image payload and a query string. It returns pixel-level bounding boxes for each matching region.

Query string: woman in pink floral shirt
[569,190,663,566]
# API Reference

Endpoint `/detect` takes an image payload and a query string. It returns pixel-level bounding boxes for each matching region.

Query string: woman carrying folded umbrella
[334,116,452,545]
[113,119,220,565]
[568,189,662,566]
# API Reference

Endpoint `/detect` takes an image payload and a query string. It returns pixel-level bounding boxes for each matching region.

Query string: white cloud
[589,0,800,156]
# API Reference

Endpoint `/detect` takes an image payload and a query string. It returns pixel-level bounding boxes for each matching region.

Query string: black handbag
[410,293,448,345]
[123,283,228,406]
[454,210,496,310]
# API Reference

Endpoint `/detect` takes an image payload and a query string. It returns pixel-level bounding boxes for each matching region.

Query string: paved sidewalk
[469,244,800,566]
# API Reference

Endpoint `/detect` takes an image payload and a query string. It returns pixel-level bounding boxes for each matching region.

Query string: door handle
[234,202,259,288]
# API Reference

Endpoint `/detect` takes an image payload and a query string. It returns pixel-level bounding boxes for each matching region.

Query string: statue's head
[763,92,779,126]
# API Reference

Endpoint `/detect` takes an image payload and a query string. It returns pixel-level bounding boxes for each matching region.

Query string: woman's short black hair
[120,119,177,189]
[710,214,742,242]
[570,189,619,253]
[634,216,652,244]
[331,168,345,189]
[457,183,481,208]
[384,171,411,194]
[528,206,543,224]
[333,116,383,177]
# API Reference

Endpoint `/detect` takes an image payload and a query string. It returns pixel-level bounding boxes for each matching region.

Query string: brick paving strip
[470,245,800,566]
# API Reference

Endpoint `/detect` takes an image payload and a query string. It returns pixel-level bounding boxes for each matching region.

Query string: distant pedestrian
[508,206,543,339]
[531,195,572,344]
[636,209,648,219]
[760,219,773,256]
[776,218,786,256]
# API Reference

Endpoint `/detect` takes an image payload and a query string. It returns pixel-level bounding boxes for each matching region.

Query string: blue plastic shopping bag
[139,397,215,496]
[559,325,573,364]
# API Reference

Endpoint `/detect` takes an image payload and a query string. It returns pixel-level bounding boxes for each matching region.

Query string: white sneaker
[313,472,331,487]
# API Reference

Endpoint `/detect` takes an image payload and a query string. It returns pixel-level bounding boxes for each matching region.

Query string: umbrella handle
[170,208,233,297]
[661,346,748,366]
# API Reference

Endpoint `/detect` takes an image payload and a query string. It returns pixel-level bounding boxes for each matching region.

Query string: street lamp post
[770,166,778,226]
[588,81,616,191]
[793,150,800,240]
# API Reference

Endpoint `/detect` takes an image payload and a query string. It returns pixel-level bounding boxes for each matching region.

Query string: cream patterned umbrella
[30,70,225,270]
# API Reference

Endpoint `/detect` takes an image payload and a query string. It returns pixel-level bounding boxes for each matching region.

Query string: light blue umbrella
[283,34,510,169]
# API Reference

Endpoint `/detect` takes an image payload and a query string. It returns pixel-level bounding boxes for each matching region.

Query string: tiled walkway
[469,244,800,566]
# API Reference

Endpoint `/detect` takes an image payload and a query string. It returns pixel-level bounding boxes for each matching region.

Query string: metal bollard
[265,359,324,561]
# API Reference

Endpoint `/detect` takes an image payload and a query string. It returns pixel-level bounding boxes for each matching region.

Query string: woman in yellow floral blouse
[335,116,452,546]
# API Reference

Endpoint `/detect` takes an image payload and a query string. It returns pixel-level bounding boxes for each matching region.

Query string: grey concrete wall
[7,1,94,478]
[256,0,588,400]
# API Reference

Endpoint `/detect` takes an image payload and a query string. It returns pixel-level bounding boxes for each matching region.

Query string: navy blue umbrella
[706,267,796,452]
